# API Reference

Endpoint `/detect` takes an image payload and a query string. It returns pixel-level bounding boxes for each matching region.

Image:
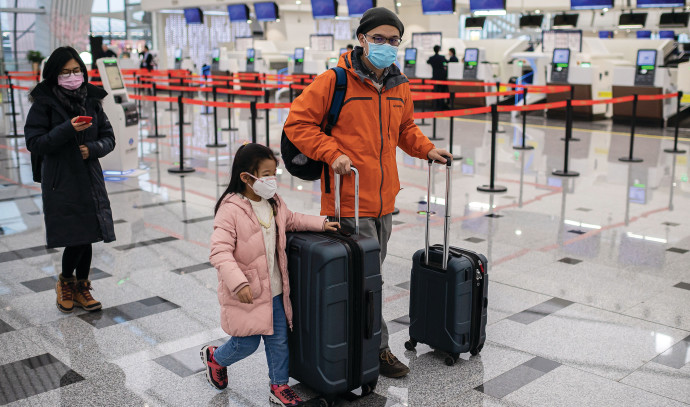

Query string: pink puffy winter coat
[210,193,326,337]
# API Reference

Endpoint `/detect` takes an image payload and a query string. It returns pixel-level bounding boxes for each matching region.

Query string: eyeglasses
[59,68,82,76]
[364,34,402,47]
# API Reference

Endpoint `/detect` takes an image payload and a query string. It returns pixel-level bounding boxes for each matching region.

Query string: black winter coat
[24,82,117,248]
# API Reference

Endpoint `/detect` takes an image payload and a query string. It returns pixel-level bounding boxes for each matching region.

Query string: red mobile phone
[75,116,92,124]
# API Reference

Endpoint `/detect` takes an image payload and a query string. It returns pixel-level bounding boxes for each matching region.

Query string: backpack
[281,67,347,194]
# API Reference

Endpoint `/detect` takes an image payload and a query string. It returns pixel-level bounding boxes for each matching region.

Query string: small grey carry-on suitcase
[287,168,382,402]
[405,159,489,366]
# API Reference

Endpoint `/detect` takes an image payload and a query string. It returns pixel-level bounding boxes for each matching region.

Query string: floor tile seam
[611,376,690,406]
[468,387,530,406]
[487,280,690,334]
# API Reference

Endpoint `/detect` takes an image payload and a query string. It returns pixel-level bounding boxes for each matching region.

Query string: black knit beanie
[356,7,404,38]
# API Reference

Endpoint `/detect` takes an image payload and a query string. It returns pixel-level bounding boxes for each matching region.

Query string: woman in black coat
[24,46,116,314]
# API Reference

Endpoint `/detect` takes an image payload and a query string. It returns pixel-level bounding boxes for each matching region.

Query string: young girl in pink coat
[201,143,339,406]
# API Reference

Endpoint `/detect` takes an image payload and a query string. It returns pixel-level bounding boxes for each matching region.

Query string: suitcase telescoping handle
[334,166,360,235]
[424,159,453,270]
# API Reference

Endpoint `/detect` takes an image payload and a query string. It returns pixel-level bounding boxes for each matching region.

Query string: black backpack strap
[323,67,347,193]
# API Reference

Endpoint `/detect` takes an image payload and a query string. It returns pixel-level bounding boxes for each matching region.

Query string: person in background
[448,47,459,63]
[346,44,354,52]
[101,44,117,58]
[427,44,449,109]
[202,143,340,406]
[284,7,452,379]
[24,46,116,314]
[140,45,154,70]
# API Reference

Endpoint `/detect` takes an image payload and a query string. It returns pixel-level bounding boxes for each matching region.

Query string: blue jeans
[213,295,289,385]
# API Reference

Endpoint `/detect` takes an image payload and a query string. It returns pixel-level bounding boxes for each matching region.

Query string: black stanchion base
[560,137,580,142]
[147,134,166,139]
[139,115,150,120]
[477,184,508,193]
[221,127,239,132]
[552,170,580,177]
[164,108,177,112]
[175,122,192,125]
[513,145,535,150]
[619,157,643,163]
[168,166,196,174]
[416,121,431,126]
[200,112,213,116]
[392,207,400,215]
[664,148,687,154]
[428,137,445,141]
[3,134,23,138]
[206,143,227,148]
[5,112,19,116]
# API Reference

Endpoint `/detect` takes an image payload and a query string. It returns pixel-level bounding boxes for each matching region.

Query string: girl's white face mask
[245,173,277,199]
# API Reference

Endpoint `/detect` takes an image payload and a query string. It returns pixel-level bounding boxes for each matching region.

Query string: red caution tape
[90,81,103,86]
[638,92,679,101]
[157,84,202,92]
[128,94,177,103]
[184,79,231,86]
[290,84,308,90]
[13,85,30,91]
[408,79,423,84]
[0,84,10,89]
[127,83,154,89]
[455,90,523,99]
[571,95,634,106]
[10,75,39,82]
[425,79,489,87]
[181,97,252,109]
[216,88,265,97]
[411,92,450,101]
[413,106,492,119]
[7,70,35,75]
[409,84,435,90]
[498,101,568,112]
[256,102,293,109]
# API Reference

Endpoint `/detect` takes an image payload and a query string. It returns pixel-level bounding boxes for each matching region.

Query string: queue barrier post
[168,95,195,174]
[250,101,258,144]
[147,83,166,138]
[552,99,580,177]
[477,104,507,193]
[206,86,226,148]
[513,88,534,151]
[619,94,643,163]
[665,91,687,154]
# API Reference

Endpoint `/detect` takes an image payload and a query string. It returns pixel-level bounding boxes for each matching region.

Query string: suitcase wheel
[470,344,483,356]
[444,353,460,366]
[361,379,378,396]
[404,339,418,351]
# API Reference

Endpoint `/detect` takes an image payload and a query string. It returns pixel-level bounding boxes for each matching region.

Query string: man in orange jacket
[284,7,451,378]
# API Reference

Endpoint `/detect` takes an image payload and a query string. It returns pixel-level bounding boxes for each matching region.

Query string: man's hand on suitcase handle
[332,154,352,175]
[237,286,254,304]
[427,148,453,164]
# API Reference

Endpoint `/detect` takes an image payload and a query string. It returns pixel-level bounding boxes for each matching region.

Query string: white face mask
[245,174,277,199]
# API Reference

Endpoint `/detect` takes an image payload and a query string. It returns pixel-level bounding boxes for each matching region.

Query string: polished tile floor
[1,89,689,406]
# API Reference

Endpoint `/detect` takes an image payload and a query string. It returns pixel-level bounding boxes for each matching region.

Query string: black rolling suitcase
[405,160,489,366]
[287,168,382,401]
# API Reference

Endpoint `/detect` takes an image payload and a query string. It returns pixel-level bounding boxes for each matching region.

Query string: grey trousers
[337,214,393,352]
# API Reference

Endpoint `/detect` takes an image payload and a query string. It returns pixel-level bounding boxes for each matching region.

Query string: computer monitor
[405,48,417,63]
[294,48,304,61]
[553,48,570,65]
[464,48,479,63]
[103,62,124,90]
[247,48,255,60]
[637,49,657,67]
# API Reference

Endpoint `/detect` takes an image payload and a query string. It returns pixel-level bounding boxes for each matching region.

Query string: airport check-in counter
[612,48,678,126]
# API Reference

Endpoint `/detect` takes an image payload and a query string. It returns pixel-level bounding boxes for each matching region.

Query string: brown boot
[73,280,102,311]
[379,349,410,378]
[56,275,75,313]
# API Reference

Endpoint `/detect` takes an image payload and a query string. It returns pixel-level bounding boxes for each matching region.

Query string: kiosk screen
[405,48,417,63]
[104,64,124,90]
[294,48,304,61]
[464,48,479,65]
[637,50,656,68]
[553,48,570,65]
[247,48,255,60]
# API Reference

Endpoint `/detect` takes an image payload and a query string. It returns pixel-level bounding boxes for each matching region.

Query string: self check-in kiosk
[293,48,304,74]
[404,48,417,78]
[246,48,256,72]
[550,48,570,83]
[462,48,480,79]
[211,48,220,71]
[174,49,183,70]
[95,58,139,173]
[635,49,657,86]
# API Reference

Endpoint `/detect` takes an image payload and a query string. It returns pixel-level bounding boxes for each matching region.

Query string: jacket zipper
[377,91,384,218]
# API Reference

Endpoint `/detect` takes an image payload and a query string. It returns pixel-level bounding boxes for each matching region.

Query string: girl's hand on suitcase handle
[324,221,340,232]
[237,286,254,304]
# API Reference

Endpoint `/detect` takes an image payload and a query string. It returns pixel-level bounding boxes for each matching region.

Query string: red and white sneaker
[269,384,303,406]
[199,345,228,390]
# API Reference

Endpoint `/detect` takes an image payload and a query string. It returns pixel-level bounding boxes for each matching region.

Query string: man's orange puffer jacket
[283,49,435,218]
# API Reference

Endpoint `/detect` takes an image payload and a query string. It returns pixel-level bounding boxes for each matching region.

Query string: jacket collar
[340,47,408,91]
